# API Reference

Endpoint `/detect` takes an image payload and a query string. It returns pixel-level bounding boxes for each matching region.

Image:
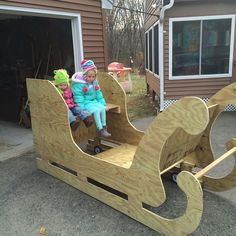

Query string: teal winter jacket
[71,72,106,110]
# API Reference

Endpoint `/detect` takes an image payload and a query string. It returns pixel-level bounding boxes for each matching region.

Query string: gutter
[159,0,175,111]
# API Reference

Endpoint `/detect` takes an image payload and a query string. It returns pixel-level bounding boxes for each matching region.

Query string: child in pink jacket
[54,69,93,130]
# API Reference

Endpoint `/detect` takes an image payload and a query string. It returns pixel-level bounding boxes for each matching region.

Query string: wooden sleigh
[26,73,236,235]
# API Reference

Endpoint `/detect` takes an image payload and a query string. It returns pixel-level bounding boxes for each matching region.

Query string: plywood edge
[37,159,203,235]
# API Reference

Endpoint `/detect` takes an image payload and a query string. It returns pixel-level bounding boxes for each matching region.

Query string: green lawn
[126,73,157,121]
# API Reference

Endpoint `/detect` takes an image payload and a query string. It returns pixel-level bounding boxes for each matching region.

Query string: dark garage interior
[0,14,74,123]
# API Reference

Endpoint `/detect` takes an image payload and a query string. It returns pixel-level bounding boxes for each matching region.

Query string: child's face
[86,70,96,83]
[58,83,68,90]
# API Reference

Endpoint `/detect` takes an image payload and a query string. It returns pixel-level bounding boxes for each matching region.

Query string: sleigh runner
[26,73,236,235]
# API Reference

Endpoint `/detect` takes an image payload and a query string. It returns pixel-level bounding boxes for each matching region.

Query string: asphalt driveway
[0,112,235,236]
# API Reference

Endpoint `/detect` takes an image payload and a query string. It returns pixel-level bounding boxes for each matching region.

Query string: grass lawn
[126,73,157,121]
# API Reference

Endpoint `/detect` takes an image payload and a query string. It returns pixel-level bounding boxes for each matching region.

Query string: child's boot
[83,116,94,128]
[103,125,108,131]
[70,119,80,131]
[98,128,111,138]
[103,126,111,136]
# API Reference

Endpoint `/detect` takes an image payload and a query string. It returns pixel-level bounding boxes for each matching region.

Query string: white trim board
[169,14,235,80]
[0,5,84,71]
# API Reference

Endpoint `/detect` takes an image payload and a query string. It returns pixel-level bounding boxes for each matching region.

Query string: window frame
[145,22,160,75]
[153,23,159,76]
[145,31,149,70]
[148,29,153,71]
[169,15,235,80]
[145,28,153,72]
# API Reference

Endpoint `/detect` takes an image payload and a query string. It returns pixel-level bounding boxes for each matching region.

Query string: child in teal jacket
[72,60,111,138]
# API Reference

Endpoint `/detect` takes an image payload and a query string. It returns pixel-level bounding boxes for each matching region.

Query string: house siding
[145,0,160,97]
[0,0,107,70]
[164,1,236,99]
[146,71,160,96]
[145,0,236,101]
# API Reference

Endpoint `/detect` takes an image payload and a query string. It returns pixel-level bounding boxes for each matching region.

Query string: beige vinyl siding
[0,0,106,70]
[164,1,236,99]
[145,0,236,101]
[164,78,230,99]
[145,0,160,99]
[146,71,160,96]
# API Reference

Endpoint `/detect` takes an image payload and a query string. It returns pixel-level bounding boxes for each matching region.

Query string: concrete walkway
[0,121,33,162]
[0,113,236,236]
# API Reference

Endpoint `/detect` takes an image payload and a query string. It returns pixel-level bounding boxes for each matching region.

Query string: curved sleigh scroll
[37,157,203,236]
[195,82,236,168]
[202,138,236,192]
[192,83,236,191]
[130,171,203,236]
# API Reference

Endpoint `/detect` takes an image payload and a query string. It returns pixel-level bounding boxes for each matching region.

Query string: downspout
[159,0,175,111]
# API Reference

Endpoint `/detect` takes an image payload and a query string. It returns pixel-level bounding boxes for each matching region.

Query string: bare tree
[105,0,145,69]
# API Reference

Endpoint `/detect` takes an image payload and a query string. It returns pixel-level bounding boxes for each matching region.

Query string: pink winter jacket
[63,87,77,109]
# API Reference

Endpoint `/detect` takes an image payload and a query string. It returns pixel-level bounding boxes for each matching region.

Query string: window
[145,23,159,74]
[145,32,148,69]
[149,29,153,71]
[154,24,159,75]
[172,21,200,76]
[202,19,231,74]
[169,15,235,79]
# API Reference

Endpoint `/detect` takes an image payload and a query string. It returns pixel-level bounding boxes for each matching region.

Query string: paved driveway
[0,112,235,236]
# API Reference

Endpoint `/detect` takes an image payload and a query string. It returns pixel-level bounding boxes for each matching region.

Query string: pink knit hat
[81,59,97,74]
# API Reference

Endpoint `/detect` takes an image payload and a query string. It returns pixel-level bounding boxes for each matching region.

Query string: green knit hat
[54,69,69,86]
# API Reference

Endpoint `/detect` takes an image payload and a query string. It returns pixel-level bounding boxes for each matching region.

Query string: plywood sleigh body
[26,73,236,236]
